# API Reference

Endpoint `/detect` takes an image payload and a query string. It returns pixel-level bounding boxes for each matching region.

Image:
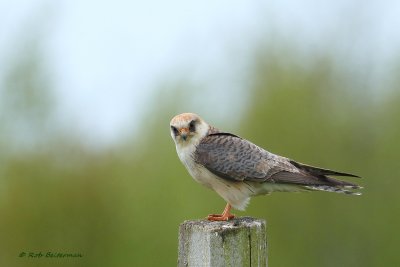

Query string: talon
[207,203,235,221]
[207,214,235,221]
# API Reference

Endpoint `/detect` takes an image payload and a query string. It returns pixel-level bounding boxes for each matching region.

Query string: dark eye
[189,120,196,132]
[171,126,179,136]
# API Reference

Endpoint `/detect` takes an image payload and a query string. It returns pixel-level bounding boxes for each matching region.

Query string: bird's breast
[175,143,255,211]
[176,144,214,188]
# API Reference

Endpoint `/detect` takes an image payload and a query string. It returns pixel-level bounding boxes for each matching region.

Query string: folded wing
[195,132,360,190]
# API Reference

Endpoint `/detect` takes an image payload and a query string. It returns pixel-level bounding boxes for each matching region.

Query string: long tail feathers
[304,185,362,195]
[289,160,363,195]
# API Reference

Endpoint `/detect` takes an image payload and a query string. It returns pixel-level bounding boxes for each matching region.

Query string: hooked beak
[179,128,189,141]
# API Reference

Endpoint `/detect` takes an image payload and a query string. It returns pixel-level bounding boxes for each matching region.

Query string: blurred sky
[0,0,399,146]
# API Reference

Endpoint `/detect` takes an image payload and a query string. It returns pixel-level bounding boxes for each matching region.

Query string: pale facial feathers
[170,113,209,148]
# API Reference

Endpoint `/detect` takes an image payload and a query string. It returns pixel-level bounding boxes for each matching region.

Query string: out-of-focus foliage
[1,44,399,267]
[0,38,56,152]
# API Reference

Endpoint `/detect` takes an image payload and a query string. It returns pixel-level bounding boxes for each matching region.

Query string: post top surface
[180,217,266,232]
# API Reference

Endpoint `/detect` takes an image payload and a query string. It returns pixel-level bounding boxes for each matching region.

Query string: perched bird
[170,112,361,221]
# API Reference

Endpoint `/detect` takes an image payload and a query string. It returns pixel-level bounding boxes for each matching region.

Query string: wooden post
[178,217,267,267]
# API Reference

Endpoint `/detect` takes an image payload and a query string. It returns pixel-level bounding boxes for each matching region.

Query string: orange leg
[207,203,235,221]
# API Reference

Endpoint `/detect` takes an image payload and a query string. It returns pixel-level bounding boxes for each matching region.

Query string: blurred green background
[1,2,400,267]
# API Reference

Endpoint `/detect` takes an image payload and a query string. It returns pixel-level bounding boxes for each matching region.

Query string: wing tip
[289,160,361,178]
[341,173,361,178]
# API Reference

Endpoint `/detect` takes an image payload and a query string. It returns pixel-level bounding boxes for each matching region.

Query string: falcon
[170,112,361,221]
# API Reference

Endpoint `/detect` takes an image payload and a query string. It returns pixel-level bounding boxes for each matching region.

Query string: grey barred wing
[194,133,361,190]
[194,133,277,182]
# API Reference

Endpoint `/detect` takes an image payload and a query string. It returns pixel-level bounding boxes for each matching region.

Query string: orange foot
[207,203,235,221]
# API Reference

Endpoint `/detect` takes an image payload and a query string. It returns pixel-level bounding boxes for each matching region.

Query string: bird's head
[170,113,209,146]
